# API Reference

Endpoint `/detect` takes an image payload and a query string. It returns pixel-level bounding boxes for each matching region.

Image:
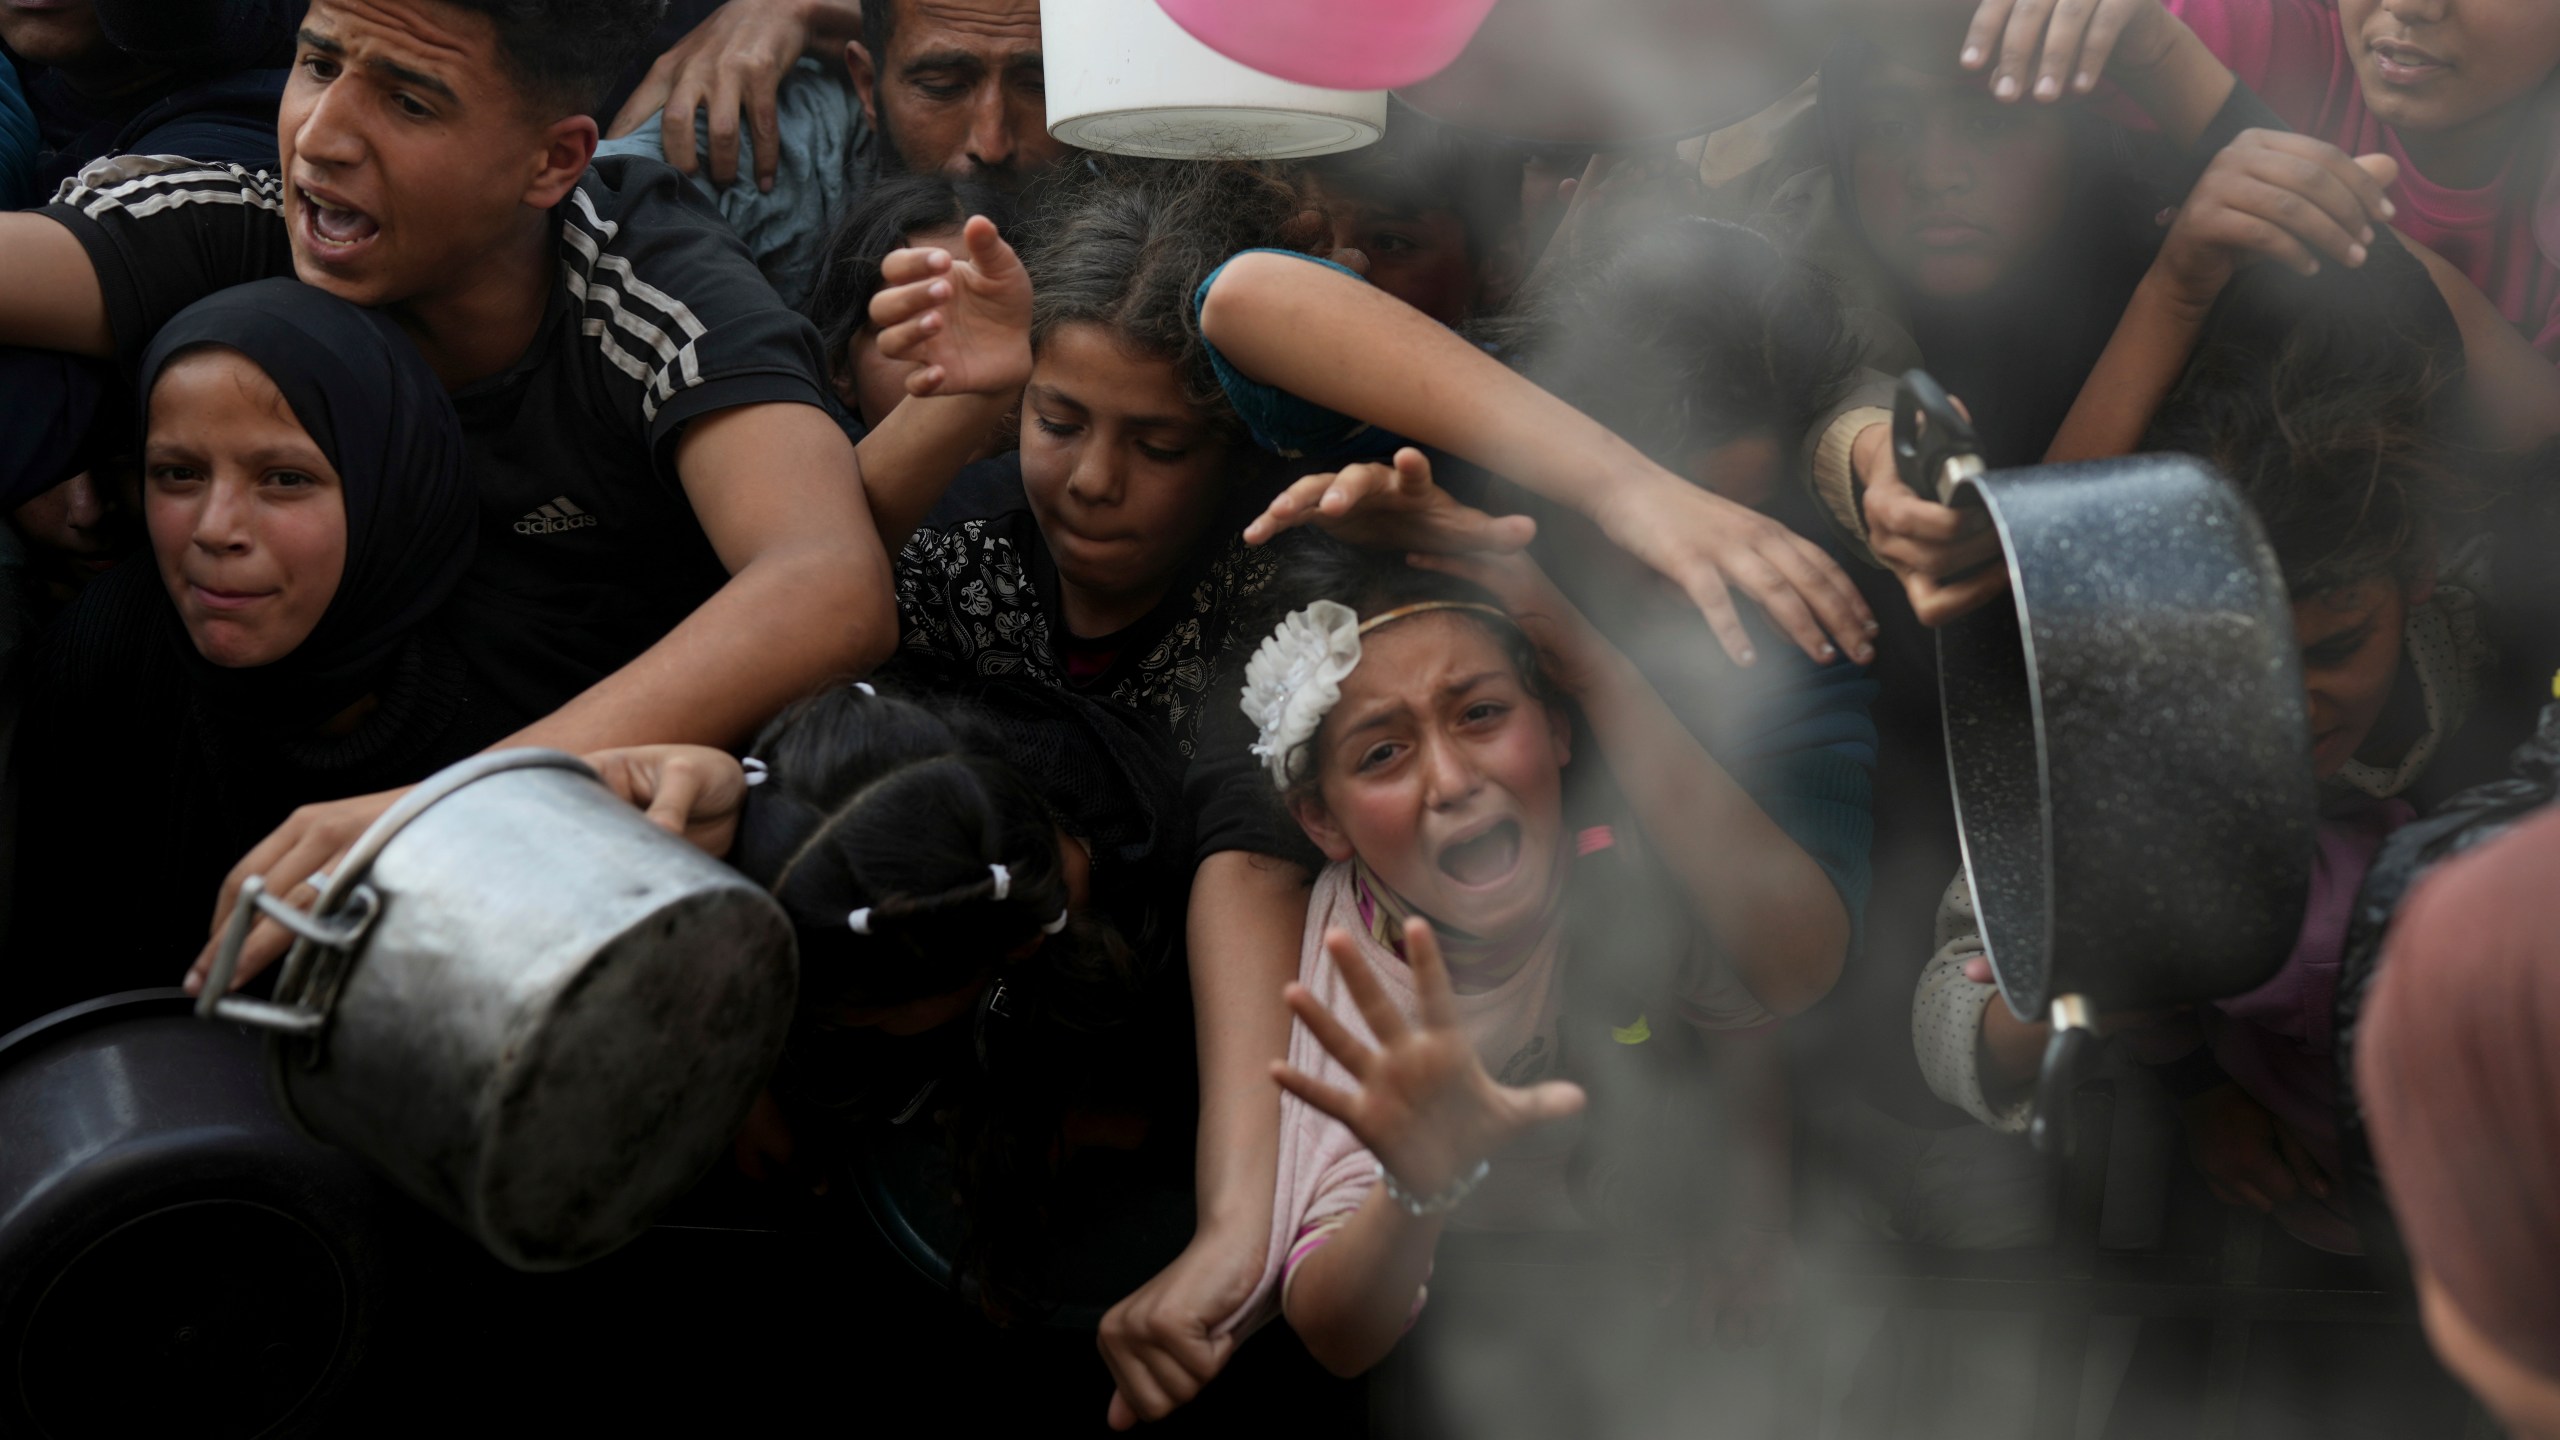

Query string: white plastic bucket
[1040,0,1386,159]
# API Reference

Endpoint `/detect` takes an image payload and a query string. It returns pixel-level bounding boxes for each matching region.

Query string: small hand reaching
[868,214,1035,400]
[585,744,747,858]
[1244,447,1537,555]
[1591,475,1878,669]
[1273,921,1586,1202]
[2154,131,2399,307]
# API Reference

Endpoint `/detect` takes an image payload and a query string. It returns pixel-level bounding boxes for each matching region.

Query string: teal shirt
[596,60,871,309]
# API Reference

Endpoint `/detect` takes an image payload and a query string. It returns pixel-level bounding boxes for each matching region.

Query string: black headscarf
[138,278,475,729]
[1817,39,2174,466]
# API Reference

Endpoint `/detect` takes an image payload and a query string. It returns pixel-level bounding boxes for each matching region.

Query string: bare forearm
[1187,851,1313,1236]
[500,546,893,753]
[1197,254,1668,525]
[2404,235,2560,450]
[853,391,1012,552]
[1283,1193,1439,1377]
[0,214,113,356]
[1579,652,1848,1014]
[2046,268,2212,463]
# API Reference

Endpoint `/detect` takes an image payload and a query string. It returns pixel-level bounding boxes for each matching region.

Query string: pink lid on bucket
[1153,0,1497,92]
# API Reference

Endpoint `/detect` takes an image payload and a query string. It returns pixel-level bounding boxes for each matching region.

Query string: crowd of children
[4,0,2560,1433]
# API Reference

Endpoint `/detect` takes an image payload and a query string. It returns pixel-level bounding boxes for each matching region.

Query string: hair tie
[988,863,1012,900]
[853,681,877,696]
[740,757,770,787]
[847,907,873,935]
[1042,909,1070,935]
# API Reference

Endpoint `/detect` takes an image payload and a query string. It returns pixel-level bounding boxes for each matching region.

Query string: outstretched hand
[1274,921,1586,1200]
[868,214,1035,400]
[585,744,747,858]
[1244,447,1537,555]
[1591,473,1877,668]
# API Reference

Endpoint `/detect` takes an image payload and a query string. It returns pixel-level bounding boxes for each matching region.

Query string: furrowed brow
[371,56,459,101]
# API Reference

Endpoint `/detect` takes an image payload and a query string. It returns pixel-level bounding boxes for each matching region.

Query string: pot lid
[1394,0,1843,147]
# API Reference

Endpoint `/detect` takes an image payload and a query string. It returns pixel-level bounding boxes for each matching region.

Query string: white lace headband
[1238,599,1512,790]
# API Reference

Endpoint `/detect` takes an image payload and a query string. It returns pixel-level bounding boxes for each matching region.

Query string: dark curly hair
[2144,233,2465,598]
[1012,156,1311,440]
[437,0,668,117]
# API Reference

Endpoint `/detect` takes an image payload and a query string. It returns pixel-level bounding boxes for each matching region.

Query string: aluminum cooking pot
[198,750,797,1270]
[1896,373,2316,1153]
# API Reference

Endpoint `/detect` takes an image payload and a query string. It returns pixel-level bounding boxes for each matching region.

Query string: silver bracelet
[1373,1157,1491,1217]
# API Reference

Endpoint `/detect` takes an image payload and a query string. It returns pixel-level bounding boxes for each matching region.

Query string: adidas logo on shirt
[514,496,598,536]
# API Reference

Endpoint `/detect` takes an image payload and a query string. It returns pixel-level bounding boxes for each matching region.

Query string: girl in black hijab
[7,279,524,1019]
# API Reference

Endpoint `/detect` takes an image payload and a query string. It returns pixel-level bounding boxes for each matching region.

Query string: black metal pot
[1896,373,2317,1152]
[0,990,390,1438]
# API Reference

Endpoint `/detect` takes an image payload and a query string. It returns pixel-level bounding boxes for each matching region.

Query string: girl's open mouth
[1437,819,1522,888]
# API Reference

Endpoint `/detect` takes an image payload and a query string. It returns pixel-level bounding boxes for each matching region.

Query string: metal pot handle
[2029,994,2097,1155]
[1892,369,1986,505]
[196,875,380,1034]
[194,748,599,1036]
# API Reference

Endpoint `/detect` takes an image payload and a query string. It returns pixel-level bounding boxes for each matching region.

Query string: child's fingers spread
[1508,1079,1588,1126]
[1272,1060,1366,1128]
[903,364,947,398]
[1390,446,1436,493]
[1402,916,1462,1029]
[876,246,954,286]
[1726,551,1837,663]
[867,278,944,328]
[1324,929,1411,1044]
[1322,462,1398,514]
[1287,984,1378,1078]
[2235,150,2382,258]
[1682,574,1759,668]
[1769,536,1877,660]
[962,212,1018,273]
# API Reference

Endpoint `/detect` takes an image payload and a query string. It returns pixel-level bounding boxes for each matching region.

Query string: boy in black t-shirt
[0,0,1019,984]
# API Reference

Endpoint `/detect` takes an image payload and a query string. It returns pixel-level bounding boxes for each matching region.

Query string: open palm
[868,214,1035,400]
[1274,919,1585,1198]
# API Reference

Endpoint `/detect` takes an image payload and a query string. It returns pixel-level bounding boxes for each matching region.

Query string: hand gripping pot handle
[196,750,600,1039]
[1893,369,1987,505]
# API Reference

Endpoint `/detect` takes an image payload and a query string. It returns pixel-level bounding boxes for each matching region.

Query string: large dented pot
[201,750,797,1270]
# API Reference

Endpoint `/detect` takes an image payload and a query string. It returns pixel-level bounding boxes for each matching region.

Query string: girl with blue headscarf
[8,278,527,1019]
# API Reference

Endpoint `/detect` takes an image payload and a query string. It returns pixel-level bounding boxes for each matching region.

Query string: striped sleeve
[39,154,295,366]
[557,159,830,464]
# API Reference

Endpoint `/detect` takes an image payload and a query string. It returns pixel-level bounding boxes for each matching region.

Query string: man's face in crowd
[0,0,106,69]
[847,0,1067,190]
[278,0,593,310]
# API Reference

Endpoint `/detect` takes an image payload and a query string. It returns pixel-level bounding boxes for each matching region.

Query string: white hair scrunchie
[989,863,1012,900]
[846,907,873,935]
[740,757,770,787]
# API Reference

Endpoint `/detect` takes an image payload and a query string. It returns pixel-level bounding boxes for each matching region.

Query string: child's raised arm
[2047,131,2400,464]
[1412,543,1851,1016]
[1195,252,1875,671]
[1278,921,1584,1377]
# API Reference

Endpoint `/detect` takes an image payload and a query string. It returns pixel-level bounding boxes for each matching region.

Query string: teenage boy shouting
[0,0,1020,981]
